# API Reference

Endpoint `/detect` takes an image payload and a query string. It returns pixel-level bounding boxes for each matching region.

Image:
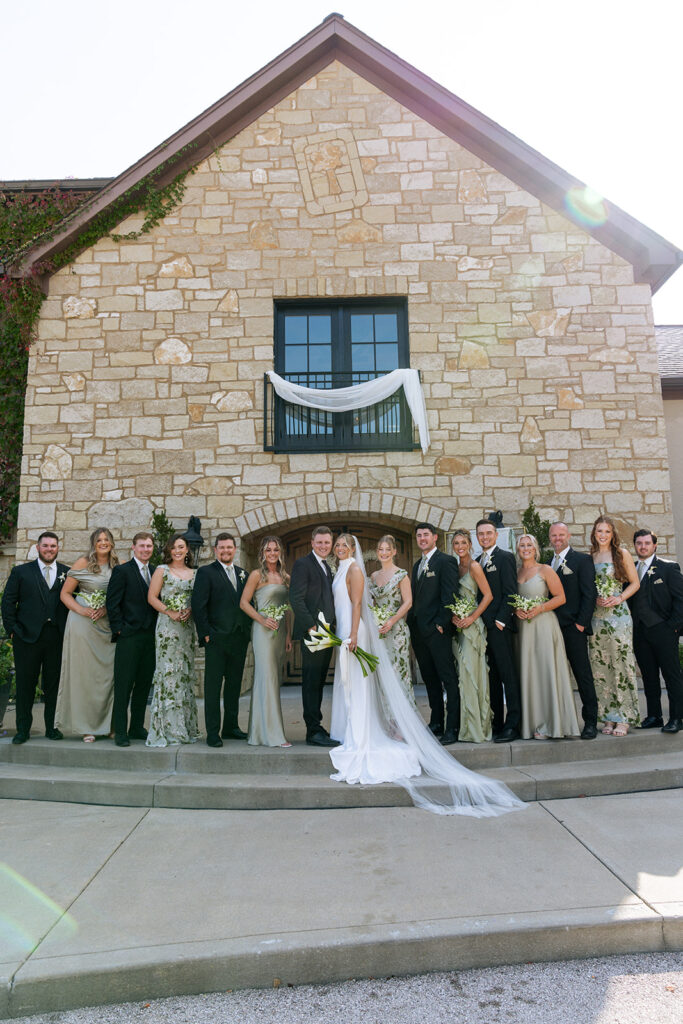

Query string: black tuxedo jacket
[1,559,69,642]
[552,548,596,634]
[407,549,459,638]
[289,551,335,642]
[106,560,158,639]
[191,560,251,647]
[629,556,683,633]
[476,546,517,631]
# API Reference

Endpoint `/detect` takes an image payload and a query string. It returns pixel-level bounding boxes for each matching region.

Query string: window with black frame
[267,299,416,452]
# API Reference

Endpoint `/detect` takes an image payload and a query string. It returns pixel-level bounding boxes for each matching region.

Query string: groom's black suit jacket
[552,548,596,634]
[1,559,69,642]
[289,552,335,642]
[106,560,158,639]
[476,546,517,631]
[407,549,459,637]
[191,560,251,647]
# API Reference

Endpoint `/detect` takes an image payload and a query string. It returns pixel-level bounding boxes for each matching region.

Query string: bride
[328,534,525,817]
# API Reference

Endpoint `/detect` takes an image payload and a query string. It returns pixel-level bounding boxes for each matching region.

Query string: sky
[3,0,682,322]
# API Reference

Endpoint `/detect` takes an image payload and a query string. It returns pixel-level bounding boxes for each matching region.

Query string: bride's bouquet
[260,602,290,637]
[304,612,379,677]
[595,568,622,599]
[165,592,192,625]
[445,593,477,629]
[81,590,106,609]
[508,594,546,613]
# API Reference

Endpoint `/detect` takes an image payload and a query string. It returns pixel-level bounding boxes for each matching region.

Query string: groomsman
[289,525,338,747]
[548,522,599,740]
[407,523,460,745]
[106,531,158,746]
[191,533,251,747]
[475,519,521,743]
[630,529,683,733]
[1,532,69,743]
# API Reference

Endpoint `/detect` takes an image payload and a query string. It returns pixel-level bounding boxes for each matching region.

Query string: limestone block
[218,419,257,445]
[154,338,192,365]
[159,256,194,278]
[256,126,282,145]
[436,456,471,475]
[218,289,240,313]
[520,417,542,443]
[530,233,567,252]
[40,445,73,480]
[571,409,605,429]
[478,303,510,324]
[526,309,571,337]
[188,405,204,423]
[457,256,493,273]
[62,373,86,392]
[557,388,584,410]
[145,290,183,310]
[243,465,281,485]
[552,285,591,306]
[500,455,537,476]
[249,220,278,249]
[616,285,652,305]
[60,404,94,424]
[589,348,634,364]
[496,207,527,225]
[458,169,486,202]
[211,390,253,412]
[87,497,153,529]
[637,470,670,490]
[63,296,97,319]
[458,341,490,369]
[207,495,245,517]
[17,502,56,528]
[337,220,381,243]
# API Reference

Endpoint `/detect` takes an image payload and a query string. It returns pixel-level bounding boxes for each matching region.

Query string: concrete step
[1,751,681,809]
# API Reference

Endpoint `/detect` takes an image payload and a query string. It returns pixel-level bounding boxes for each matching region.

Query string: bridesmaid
[369,535,416,708]
[588,515,641,735]
[146,535,199,747]
[240,536,292,748]
[514,534,580,740]
[56,528,118,741]
[450,529,493,742]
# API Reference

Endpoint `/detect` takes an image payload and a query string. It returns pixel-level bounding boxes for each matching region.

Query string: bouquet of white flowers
[260,602,290,637]
[304,612,379,677]
[509,594,546,613]
[165,593,192,625]
[595,568,622,599]
[371,604,392,636]
[82,590,106,609]
[445,594,477,628]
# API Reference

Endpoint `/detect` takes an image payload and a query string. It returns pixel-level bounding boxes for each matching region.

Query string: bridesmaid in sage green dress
[588,516,641,735]
[369,535,416,709]
[240,536,292,747]
[450,529,493,742]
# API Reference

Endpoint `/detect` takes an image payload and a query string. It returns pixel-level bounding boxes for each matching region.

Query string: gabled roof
[10,13,683,290]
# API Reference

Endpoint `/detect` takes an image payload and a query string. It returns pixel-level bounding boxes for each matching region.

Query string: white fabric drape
[267,369,430,453]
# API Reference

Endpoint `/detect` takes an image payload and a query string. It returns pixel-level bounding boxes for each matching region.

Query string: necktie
[418,554,428,577]
[481,551,489,569]
[227,565,237,589]
[142,564,151,586]
[637,561,647,581]
[551,555,559,571]
[43,565,52,588]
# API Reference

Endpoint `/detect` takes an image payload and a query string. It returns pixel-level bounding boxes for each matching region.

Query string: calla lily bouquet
[304,612,379,677]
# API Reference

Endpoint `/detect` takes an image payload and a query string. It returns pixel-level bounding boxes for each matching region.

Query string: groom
[289,525,338,747]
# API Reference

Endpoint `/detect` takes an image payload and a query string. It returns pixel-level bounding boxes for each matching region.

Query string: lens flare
[564,186,608,227]
[0,862,77,957]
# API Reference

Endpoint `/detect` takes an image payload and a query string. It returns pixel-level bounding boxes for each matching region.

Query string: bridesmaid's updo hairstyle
[163,534,192,567]
[377,534,397,552]
[451,528,472,550]
[86,528,119,572]
[257,535,290,584]
[334,533,356,559]
[590,515,628,582]
[516,533,541,561]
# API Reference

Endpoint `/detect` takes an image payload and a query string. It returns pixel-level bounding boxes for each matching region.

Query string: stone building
[8,14,683,605]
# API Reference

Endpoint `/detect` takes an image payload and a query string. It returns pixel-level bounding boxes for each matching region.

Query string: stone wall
[13,60,676,567]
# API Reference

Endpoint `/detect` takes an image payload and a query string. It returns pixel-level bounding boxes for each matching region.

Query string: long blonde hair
[335,533,357,560]
[257,536,289,584]
[516,533,541,561]
[86,528,119,572]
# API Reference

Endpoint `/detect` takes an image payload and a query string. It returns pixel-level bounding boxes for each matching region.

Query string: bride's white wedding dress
[328,549,525,818]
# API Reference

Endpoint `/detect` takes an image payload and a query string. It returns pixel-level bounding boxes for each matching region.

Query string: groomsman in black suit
[191,532,251,747]
[289,525,338,747]
[630,529,683,734]
[548,522,599,740]
[475,519,521,743]
[106,531,158,746]
[1,532,69,744]
[407,523,461,745]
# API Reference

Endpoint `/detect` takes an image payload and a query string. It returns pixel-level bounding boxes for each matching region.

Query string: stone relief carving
[293,129,368,216]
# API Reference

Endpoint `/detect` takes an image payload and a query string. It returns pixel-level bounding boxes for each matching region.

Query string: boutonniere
[239,570,246,582]
[646,567,656,578]
[58,572,66,583]
[328,563,336,577]
[425,570,436,578]
[486,564,497,573]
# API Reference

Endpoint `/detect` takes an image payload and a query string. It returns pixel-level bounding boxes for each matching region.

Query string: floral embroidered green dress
[368,569,416,709]
[588,562,641,726]
[146,568,199,747]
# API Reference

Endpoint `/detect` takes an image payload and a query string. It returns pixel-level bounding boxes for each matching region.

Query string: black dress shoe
[306,731,339,747]
[494,727,519,744]
[428,722,444,737]
[222,727,248,741]
[580,724,598,740]
[206,735,223,748]
[46,728,63,740]
[114,735,130,747]
[640,716,664,729]
[127,727,148,741]
[661,718,682,733]
[12,734,28,745]
[439,730,458,745]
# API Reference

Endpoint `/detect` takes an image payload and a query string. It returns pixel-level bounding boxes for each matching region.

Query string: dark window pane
[308,315,331,343]
[350,314,373,343]
[352,344,375,371]
[375,344,399,371]
[284,317,308,344]
[375,314,398,343]
[285,345,308,372]
[309,345,332,372]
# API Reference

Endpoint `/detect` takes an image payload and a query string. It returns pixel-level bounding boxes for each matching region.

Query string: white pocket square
[653,578,663,585]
